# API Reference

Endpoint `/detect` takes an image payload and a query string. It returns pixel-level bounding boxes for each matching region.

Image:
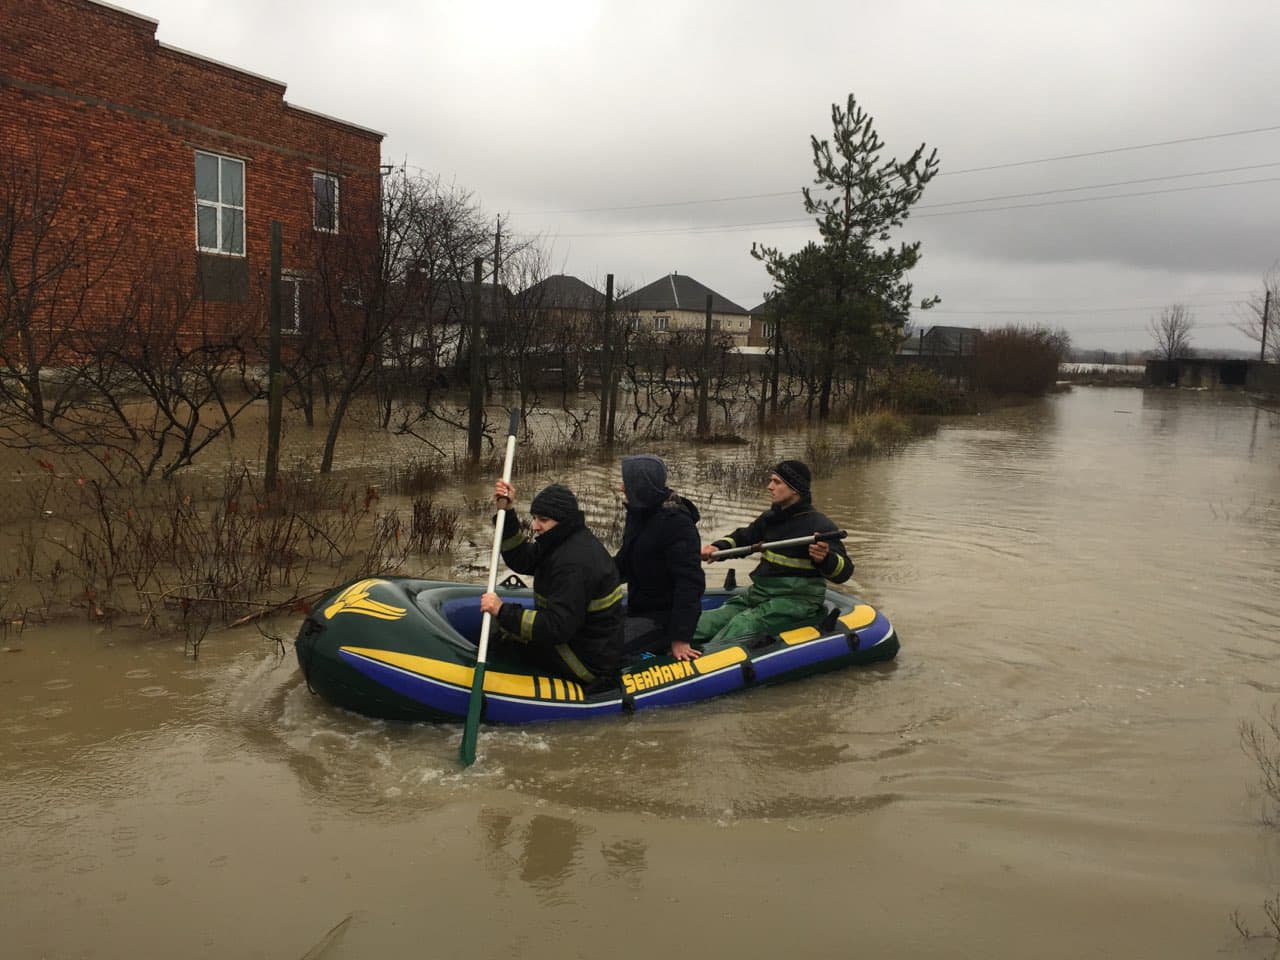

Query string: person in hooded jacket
[692,459,852,647]
[480,481,624,689]
[613,454,705,661]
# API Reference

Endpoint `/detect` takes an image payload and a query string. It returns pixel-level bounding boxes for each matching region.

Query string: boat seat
[438,594,534,645]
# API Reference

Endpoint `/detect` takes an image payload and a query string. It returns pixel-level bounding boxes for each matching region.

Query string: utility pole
[1261,289,1271,362]
[605,276,619,443]
[598,274,614,444]
[769,311,781,418]
[467,257,484,463]
[493,216,503,399]
[265,221,283,492]
[697,293,712,440]
[493,216,501,308]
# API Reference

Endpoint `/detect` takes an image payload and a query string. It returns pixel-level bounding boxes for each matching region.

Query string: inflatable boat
[294,576,899,724]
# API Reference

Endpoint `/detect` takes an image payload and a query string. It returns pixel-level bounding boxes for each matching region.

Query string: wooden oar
[459,408,520,767]
[708,529,847,560]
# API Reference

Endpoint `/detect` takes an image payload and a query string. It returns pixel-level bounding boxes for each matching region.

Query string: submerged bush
[1233,707,1280,948]
[972,325,1071,398]
[846,410,937,457]
[866,365,967,415]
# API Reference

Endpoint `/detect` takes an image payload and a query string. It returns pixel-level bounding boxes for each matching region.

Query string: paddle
[459,407,520,767]
[708,529,847,561]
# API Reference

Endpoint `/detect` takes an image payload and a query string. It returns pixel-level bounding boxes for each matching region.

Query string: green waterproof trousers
[692,576,828,647]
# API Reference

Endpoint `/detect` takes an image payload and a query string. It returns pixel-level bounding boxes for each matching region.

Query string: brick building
[1,0,384,351]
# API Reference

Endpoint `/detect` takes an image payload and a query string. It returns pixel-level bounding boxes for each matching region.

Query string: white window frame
[654,314,670,332]
[313,172,339,233]
[194,150,245,256]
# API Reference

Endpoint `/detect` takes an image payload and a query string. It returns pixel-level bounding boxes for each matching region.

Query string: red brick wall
[1,0,384,347]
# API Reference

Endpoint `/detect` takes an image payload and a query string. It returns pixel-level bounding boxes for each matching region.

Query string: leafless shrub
[1234,707,1280,951]
[409,497,459,555]
[0,459,408,639]
[1241,707,1280,826]
[1232,894,1280,957]
[385,456,450,496]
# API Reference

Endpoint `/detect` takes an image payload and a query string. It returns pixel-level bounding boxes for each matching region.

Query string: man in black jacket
[480,481,624,688]
[613,454,705,661]
[693,459,852,647]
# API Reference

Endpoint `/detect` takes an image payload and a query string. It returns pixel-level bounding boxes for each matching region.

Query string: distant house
[514,274,606,340]
[747,299,779,348]
[619,273,751,347]
[506,275,608,390]
[518,274,607,313]
[899,325,982,356]
[397,279,512,370]
[2,0,383,350]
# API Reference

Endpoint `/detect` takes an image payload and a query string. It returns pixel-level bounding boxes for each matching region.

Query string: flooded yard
[2,386,1279,959]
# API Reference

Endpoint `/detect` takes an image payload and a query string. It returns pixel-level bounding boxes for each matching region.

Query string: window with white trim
[762,320,775,340]
[313,172,339,233]
[654,314,670,332]
[195,151,245,256]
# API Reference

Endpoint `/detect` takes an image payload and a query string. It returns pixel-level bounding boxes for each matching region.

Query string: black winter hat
[530,483,580,522]
[773,459,812,499]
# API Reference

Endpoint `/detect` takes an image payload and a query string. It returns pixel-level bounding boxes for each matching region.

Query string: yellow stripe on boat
[779,626,820,645]
[341,647,551,698]
[692,647,747,673]
[839,605,877,630]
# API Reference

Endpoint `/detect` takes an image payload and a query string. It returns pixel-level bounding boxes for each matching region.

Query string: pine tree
[754,94,939,418]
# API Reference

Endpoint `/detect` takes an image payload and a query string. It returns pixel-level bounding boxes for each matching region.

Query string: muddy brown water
[2,387,1279,959]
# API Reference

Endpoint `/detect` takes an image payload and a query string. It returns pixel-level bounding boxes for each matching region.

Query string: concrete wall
[1145,358,1278,393]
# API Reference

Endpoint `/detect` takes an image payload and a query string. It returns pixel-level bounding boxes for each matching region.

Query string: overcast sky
[125,0,1280,353]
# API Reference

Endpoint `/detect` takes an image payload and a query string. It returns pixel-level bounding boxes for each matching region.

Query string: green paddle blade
[458,662,487,766]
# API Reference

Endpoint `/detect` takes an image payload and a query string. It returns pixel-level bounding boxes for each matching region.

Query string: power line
[915,175,1280,219]
[953,288,1255,303]
[928,302,1245,316]
[917,161,1280,210]
[504,123,1280,217]
[941,124,1280,176]
[522,173,1280,239]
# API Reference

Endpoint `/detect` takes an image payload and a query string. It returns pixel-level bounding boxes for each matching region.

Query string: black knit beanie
[530,483,580,522]
[621,454,669,509]
[773,459,812,499]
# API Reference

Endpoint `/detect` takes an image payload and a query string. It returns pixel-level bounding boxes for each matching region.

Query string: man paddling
[692,459,852,647]
[480,481,624,689]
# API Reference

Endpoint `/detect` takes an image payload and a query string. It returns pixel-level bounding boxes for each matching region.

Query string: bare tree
[0,137,127,431]
[382,171,499,452]
[1,135,260,482]
[1236,263,1278,362]
[1148,304,1195,362]
[290,165,492,473]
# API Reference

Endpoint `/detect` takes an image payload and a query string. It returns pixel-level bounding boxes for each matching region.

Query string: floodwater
[3,387,1280,959]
